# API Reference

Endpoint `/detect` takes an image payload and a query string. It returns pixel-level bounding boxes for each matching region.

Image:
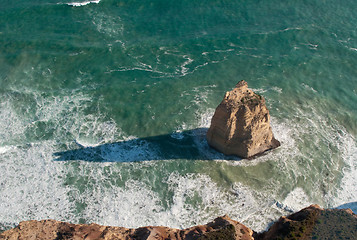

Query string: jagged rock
[255,205,357,240]
[207,80,280,158]
[0,215,254,240]
[1,205,356,239]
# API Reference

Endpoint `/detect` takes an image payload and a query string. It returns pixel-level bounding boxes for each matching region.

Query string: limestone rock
[0,215,254,240]
[207,80,280,158]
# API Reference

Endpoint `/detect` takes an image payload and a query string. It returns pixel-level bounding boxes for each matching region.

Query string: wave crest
[67,0,101,7]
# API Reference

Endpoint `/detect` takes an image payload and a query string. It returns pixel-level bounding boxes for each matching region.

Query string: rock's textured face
[1,206,356,239]
[207,80,280,158]
[255,205,357,240]
[0,216,254,240]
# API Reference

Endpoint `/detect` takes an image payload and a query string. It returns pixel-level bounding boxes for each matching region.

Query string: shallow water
[0,0,356,232]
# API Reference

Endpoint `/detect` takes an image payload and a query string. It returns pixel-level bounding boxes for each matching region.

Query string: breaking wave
[66,0,101,7]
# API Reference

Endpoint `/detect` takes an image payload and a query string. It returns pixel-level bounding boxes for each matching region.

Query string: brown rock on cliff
[1,205,356,239]
[255,204,357,240]
[0,215,254,240]
[206,80,280,158]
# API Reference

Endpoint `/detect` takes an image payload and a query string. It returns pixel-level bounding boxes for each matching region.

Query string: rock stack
[207,80,280,158]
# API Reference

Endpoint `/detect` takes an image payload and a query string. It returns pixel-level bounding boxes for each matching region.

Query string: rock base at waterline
[207,80,280,158]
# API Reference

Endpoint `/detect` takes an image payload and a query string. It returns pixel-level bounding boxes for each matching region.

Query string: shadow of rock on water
[53,128,241,162]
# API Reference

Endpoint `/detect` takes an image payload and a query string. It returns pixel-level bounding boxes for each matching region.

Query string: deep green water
[0,0,356,232]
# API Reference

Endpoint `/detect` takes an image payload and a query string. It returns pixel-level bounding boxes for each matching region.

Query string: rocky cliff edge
[1,205,356,240]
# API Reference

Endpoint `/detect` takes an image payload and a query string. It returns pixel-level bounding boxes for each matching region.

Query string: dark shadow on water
[53,128,241,162]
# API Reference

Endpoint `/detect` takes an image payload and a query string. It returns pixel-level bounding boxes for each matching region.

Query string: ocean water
[0,0,356,232]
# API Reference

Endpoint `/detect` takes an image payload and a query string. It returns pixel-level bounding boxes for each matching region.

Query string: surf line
[67,0,101,7]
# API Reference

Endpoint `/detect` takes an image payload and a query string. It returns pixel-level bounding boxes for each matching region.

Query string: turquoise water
[0,0,356,232]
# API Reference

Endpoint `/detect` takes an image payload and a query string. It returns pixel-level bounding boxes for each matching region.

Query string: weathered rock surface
[0,215,253,240]
[1,205,356,239]
[255,205,357,240]
[207,80,280,158]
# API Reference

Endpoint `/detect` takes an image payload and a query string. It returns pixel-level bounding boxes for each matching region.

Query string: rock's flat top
[207,80,280,158]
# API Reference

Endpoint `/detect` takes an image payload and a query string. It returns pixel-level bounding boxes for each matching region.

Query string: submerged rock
[207,80,280,158]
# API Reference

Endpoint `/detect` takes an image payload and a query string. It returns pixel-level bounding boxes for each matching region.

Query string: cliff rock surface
[1,205,356,239]
[207,80,280,158]
[255,204,357,240]
[0,215,253,240]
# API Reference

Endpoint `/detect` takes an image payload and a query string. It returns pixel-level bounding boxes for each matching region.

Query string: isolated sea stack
[207,80,280,158]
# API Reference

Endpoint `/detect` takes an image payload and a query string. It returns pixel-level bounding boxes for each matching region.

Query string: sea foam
[67,0,100,7]
[0,91,121,227]
[1,81,356,233]
[187,85,357,228]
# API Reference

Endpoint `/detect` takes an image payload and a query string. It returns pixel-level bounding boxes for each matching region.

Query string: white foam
[105,43,230,79]
[180,55,194,76]
[188,89,357,230]
[0,87,288,233]
[301,83,317,93]
[70,171,287,231]
[0,137,74,225]
[98,139,158,162]
[67,0,100,7]
[271,86,283,93]
[282,187,313,212]
[0,146,13,154]
[0,100,28,146]
[1,81,356,234]
[90,10,124,38]
[170,130,185,140]
[197,109,214,129]
[0,91,123,227]
[333,131,357,210]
